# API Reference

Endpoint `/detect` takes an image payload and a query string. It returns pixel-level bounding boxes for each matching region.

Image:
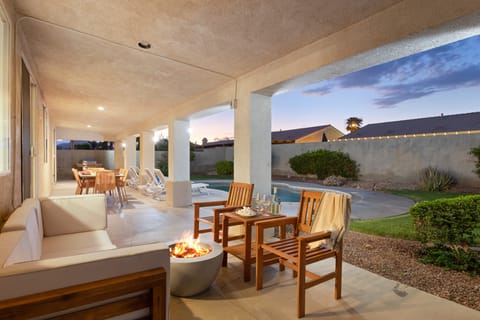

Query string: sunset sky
[188,35,480,144]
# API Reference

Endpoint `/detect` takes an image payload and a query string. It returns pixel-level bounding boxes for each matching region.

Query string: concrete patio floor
[51,181,479,320]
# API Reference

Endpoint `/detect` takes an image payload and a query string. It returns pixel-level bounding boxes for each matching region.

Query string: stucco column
[234,93,272,196]
[139,131,155,184]
[166,120,192,207]
[113,140,126,169]
[125,135,137,169]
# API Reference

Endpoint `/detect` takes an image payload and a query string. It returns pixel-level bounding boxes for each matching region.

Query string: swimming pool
[205,181,301,202]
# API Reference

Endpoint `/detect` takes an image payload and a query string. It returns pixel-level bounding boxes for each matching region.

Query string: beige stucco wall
[0,0,18,222]
[272,134,480,188]
[55,133,480,189]
[56,150,115,180]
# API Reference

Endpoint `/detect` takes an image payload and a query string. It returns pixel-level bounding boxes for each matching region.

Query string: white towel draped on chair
[309,192,351,249]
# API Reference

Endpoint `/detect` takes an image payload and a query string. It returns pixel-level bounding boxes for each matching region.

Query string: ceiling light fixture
[138,41,151,49]
[97,106,105,111]
[87,125,92,128]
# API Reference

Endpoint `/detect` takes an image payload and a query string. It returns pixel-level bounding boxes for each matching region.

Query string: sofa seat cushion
[42,230,116,259]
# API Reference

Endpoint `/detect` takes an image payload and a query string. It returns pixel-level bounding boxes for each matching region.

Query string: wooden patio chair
[116,168,129,205]
[94,170,119,204]
[255,190,351,318]
[193,182,254,243]
[72,168,93,194]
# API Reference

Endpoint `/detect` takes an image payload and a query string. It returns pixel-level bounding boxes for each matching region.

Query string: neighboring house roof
[202,139,234,148]
[203,124,343,148]
[340,112,480,139]
[271,125,329,142]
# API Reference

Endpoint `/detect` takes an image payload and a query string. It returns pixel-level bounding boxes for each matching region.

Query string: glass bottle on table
[271,187,278,215]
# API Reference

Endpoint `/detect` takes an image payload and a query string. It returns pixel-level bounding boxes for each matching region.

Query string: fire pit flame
[170,232,212,258]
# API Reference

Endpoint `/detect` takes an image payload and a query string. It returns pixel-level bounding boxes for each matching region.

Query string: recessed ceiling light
[138,41,151,49]
[87,125,92,128]
[97,106,105,111]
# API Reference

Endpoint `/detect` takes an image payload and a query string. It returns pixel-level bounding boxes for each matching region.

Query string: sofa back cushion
[41,194,107,237]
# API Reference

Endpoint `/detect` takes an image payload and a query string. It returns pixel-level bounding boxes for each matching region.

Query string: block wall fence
[57,133,480,188]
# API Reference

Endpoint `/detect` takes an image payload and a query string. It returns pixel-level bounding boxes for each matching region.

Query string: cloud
[374,65,480,108]
[301,35,480,107]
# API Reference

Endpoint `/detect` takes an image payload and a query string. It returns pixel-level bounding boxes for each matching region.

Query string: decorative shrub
[156,160,168,177]
[470,146,480,179]
[215,160,233,176]
[410,195,480,245]
[417,166,455,191]
[288,150,359,180]
[410,195,480,274]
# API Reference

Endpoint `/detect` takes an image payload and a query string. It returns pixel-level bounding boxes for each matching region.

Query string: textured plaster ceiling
[13,0,404,140]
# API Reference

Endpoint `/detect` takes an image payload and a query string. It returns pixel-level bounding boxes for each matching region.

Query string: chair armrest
[298,230,332,244]
[213,206,244,214]
[194,200,227,209]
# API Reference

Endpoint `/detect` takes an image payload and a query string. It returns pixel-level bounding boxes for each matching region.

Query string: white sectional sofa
[0,194,170,319]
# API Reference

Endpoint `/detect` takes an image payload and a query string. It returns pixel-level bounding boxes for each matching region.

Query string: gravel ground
[343,231,480,311]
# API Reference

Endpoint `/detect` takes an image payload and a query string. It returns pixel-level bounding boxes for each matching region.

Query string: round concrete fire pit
[169,240,223,297]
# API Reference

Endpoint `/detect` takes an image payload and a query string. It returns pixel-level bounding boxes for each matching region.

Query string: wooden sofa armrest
[0,268,167,320]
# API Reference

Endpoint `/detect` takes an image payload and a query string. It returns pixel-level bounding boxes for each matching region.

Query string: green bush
[156,160,168,176]
[417,245,480,275]
[410,195,480,246]
[215,160,233,176]
[417,166,455,191]
[288,149,358,180]
[471,146,480,179]
[410,195,480,273]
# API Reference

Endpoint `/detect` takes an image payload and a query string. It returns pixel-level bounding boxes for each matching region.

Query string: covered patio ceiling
[12,0,480,141]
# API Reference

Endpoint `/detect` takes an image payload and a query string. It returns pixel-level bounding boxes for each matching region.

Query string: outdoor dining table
[78,171,126,205]
[222,210,285,282]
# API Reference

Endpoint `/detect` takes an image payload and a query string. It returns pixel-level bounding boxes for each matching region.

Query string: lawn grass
[384,189,467,203]
[350,214,418,240]
[350,190,470,241]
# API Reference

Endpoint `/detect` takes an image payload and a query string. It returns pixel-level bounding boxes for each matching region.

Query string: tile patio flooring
[51,181,479,320]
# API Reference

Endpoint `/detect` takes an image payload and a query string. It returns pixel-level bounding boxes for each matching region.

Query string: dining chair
[72,168,93,195]
[255,190,351,318]
[116,168,129,205]
[193,182,254,243]
[94,170,118,204]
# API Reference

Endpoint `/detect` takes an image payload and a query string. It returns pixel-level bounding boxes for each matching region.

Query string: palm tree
[346,117,363,133]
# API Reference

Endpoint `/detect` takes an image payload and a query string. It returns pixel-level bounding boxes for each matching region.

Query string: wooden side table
[222,211,285,282]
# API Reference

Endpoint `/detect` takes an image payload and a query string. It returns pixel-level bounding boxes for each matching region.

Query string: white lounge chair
[153,168,209,195]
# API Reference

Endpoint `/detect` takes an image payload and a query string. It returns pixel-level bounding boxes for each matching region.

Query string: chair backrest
[296,190,325,234]
[72,168,83,187]
[119,168,129,182]
[145,168,161,186]
[128,167,139,180]
[225,182,254,207]
[95,171,116,193]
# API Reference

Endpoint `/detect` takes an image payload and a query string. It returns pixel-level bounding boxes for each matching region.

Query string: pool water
[206,181,301,202]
